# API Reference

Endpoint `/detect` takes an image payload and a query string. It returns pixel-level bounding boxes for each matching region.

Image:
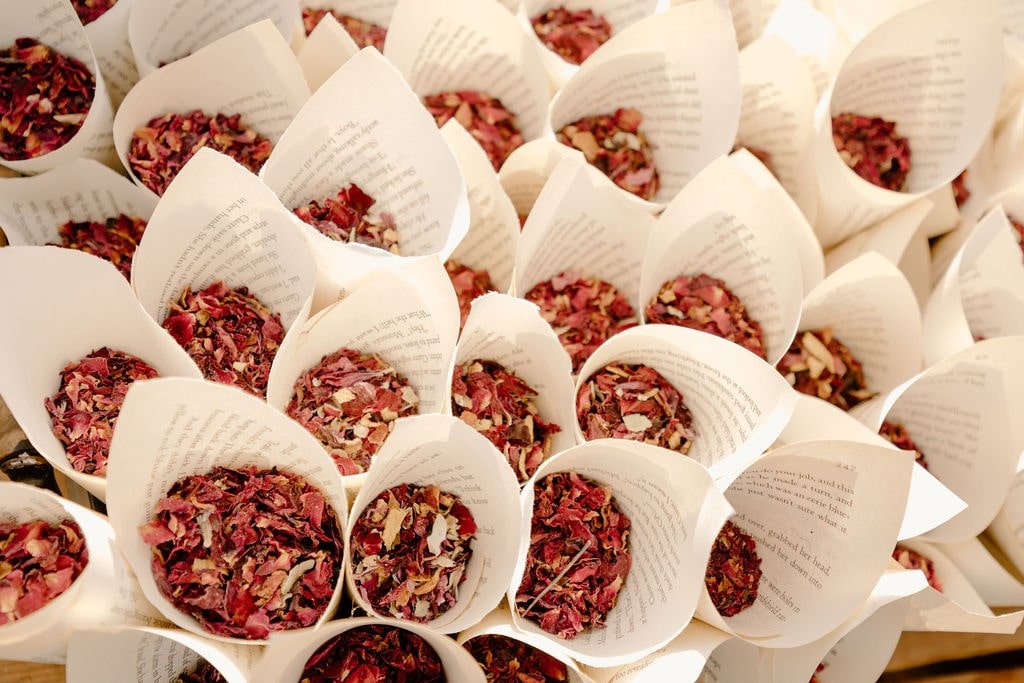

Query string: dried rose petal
[704,520,762,617]
[879,420,929,470]
[515,472,631,640]
[832,112,911,192]
[775,328,876,411]
[138,466,344,639]
[892,544,942,592]
[518,214,528,230]
[556,108,658,200]
[47,214,147,279]
[128,110,273,196]
[72,0,118,24]
[44,347,159,476]
[465,634,568,683]
[576,362,696,454]
[0,38,95,161]
[952,170,970,208]
[530,7,612,66]
[451,359,561,483]
[809,662,827,683]
[301,8,388,52]
[174,659,227,683]
[523,270,637,374]
[645,273,766,359]
[350,483,477,623]
[300,624,444,683]
[162,281,284,398]
[286,349,419,476]
[0,519,88,625]
[1009,214,1024,260]
[294,184,400,253]
[424,91,524,171]
[444,260,496,330]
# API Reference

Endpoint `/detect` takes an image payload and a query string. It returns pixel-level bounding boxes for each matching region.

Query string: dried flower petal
[0,38,95,161]
[645,273,766,359]
[286,349,419,476]
[809,662,827,683]
[451,359,561,482]
[530,7,612,66]
[704,520,762,617]
[465,634,568,682]
[139,466,344,639]
[444,260,496,330]
[301,8,388,52]
[424,91,524,171]
[128,110,273,196]
[44,347,159,476]
[294,183,400,253]
[556,108,658,200]
[72,0,118,24]
[879,420,929,470]
[350,484,476,623]
[523,270,637,374]
[775,328,876,411]
[892,544,942,592]
[300,624,444,683]
[515,472,631,640]
[952,170,970,208]
[832,112,911,192]
[0,519,88,625]
[1009,214,1024,261]
[576,362,696,454]
[173,659,227,683]
[162,280,284,398]
[47,214,147,279]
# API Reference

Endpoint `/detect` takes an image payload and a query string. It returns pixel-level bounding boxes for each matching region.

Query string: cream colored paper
[0,0,116,174]
[257,617,486,682]
[295,12,359,94]
[824,200,933,308]
[507,440,733,667]
[729,148,825,296]
[345,415,521,632]
[83,0,138,108]
[385,0,551,146]
[0,158,157,248]
[991,471,1024,577]
[459,607,595,683]
[106,378,350,644]
[737,37,819,224]
[779,395,965,541]
[499,139,580,222]
[919,184,962,239]
[260,48,469,301]
[131,148,317,370]
[901,539,1024,633]
[442,121,521,293]
[520,0,670,89]
[300,0,398,32]
[549,0,741,211]
[923,206,1024,365]
[853,337,1024,542]
[584,621,732,683]
[0,247,201,500]
[449,293,576,466]
[762,0,851,96]
[573,325,797,485]
[113,21,310,199]
[797,252,923,398]
[265,260,460,487]
[673,0,774,48]
[639,155,803,365]
[0,483,168,664]
[129,0,302,77]
[696,637,765,683]
[514,157,655,310]
[939,537,1024,607]
[67,626,260,683]
[812,0,1003,247]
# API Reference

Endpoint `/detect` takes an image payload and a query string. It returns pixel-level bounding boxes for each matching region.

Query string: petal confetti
[350,484,477,623]
[444,260,496,330]
[776,328,875,411]
[301,8,388,52]
[72,0,118,25]
[0,519,89,625]
[556,108,659,200]
[138,466,344,640]
[44,347,160,476]
[286,349,419,476]
[173,659,226,683]
[464,634,569,682]
[892,544,942,593]
[879,420,930,470]
[294,183,400,254]
[47,214,147,280]
[299,624,445,683]
[530,7,612,66]
[424,91,524,171]
[832,112,911,192]
[704,520,762,618]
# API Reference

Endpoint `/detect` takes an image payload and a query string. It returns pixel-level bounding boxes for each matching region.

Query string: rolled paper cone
[0,247,202,500]
[82,0,139,109]
[581,621,731,683]
[937,537,1024,607]
[762,0,852,96]
[295,12,359,94]
[695,637,762,682]
[990,472,1024,578]
[499,138,586,222]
